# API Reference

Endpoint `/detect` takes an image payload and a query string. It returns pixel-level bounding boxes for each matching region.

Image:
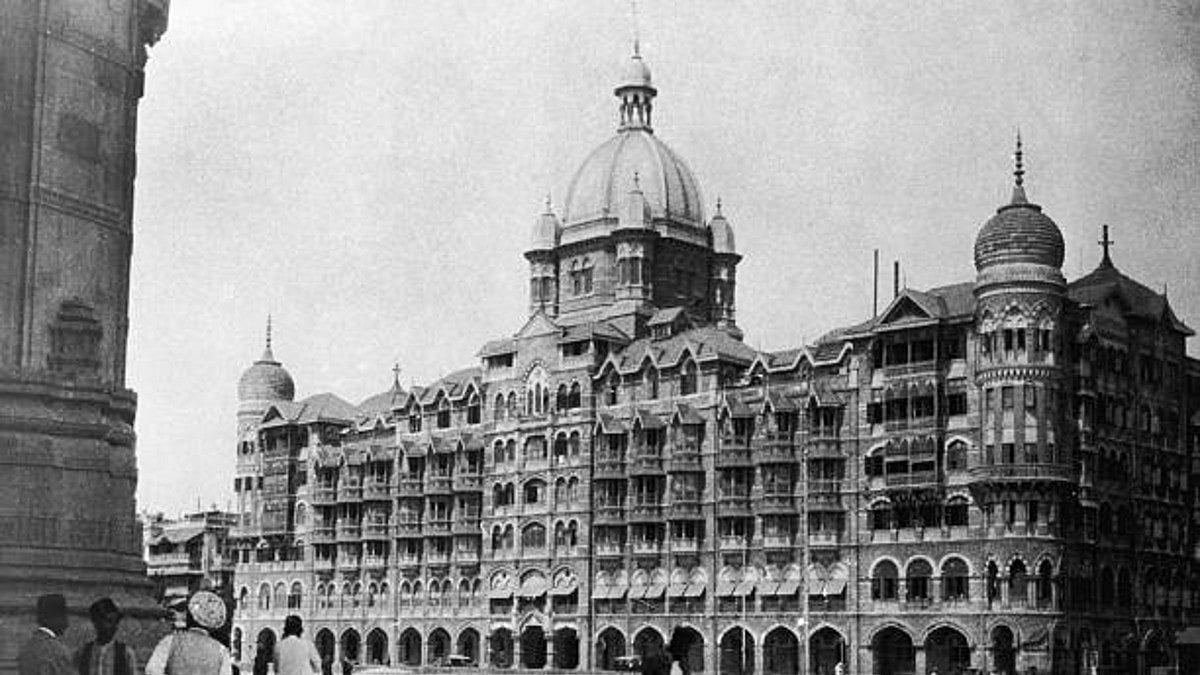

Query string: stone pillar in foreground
[0,0,169,671]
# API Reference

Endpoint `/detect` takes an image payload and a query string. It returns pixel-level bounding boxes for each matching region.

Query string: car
[613,655,642,671]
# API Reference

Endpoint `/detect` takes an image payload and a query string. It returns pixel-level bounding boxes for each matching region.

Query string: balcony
[594,542,624,557]
[395,552,421,568]
[809,531,841,547]
[628,503,665,522]
[668,453,702,472]
[596,459,626,478]
[670,538,700,553]
[426,476,453,495]
[759,494,796,514]
[313,557,336,572]
[396,479,424,498]
[761,535,795,549]
[885,470,939,487]
[362,522,390,540]
[363,480,392,501]
[808,438,842,458]
[452,519,480,536]
[311,486,337,505]
[337,483,363,502]
[393,519,422,538]
[362,555,388,569]
[146,553,199,569]
[631,540,663,555]
[336,524,361,541]
[717,495,753,515]
[455,548,480,564]
[628,456,665,476]
[427,550,451,565]
[337,556,361,570]
[807,479,843,494]
[968,463,1075,484]
[453,474,483,492]
[669,499,702,519]
[426,519,452,536]
[311,525,336,543]
[756,441,796,463]
[594,506,625,525]
[716,445,752,467]
[718,536,750,552]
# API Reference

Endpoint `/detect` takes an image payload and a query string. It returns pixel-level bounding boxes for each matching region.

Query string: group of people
[18,591,235,675]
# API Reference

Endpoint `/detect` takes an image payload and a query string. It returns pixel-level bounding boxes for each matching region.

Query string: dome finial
[544,193,553,213]
[1010,130,1028,204]
[392,362,402,389]
[630,0,641,57]
[716,196,723,217]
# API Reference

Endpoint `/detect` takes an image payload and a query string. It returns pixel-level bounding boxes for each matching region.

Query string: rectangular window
[947,392,968,416]
[1025,385,1038,410]
[985,389,995,420]
[1001,387,1014,410]
[1004,329,1014,351]
[1002,443,1015,464]
[984,444,995,465]
[1023,443,1038,463]
[1016,328,1026,351]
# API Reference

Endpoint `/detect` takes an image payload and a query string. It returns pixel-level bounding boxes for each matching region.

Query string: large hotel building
[226,45,1200,675]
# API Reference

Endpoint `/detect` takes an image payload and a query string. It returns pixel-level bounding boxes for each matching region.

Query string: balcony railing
[427,550,451,565]
[669,499,702,519]
[629,456,665,475]
[363,480,392,500]
[756,442,796,463]
[362,522,390,539]
[455,548,480,564]
[759,494,796,513]
[452,519,480,536]
[628,503,665,522]
[594,506,625,524]
[596,460,626,478]
[761,535,794,549]
[718,535,750,551]
[631,540,663,555]
[313,557,336,571]
[336,524,361,541]
[426,519,452,535]
[396,479,423,497]
[147,553,198,567]
[967,463,1075,483]
[362,555,388,569]
[717,495,752,514]
[716,445,753,467]
[809,531,841,546]
[311,525,336,543]
[426,476,453,494]
[670,538,700,553]
[668,453,702,472]
[594,542,624,557]
[453,475,483,492]
[311,486,337,504]
[337,484,363,501]
[337,557,361,570]
[395,553,421,567]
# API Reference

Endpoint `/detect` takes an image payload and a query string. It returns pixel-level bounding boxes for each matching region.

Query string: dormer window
[408,408,422,433]
[466,395,481,425]
[679,360,698,396]
[437,399,451,429]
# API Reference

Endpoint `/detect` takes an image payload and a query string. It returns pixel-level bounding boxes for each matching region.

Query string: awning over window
[590,586,610,600]
[488,587,514,600]
[756,581,779,596]
[683,583,707,598]
[716,581,737,597]
[776,580,801,596]
[667,583,689,597]
[823,578,847,596]
[608,585,629,600]
[643,583,666,599]
[549,580,578,596]
[733,580,757,596]
[518,577,548,598]
[627,585,648,600]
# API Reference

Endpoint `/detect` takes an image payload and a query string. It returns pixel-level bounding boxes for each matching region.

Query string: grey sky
[130,1,1200,515]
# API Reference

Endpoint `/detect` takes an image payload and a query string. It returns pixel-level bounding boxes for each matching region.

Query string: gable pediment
[516,312,561,340]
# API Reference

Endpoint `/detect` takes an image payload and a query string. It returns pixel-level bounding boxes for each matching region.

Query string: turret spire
[261,314,275,362]
[615,30,656,131]
[1098,224,1114,268]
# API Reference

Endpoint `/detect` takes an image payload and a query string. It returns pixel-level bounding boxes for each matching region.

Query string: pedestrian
[274,616,320,675]
[18,594,74,675]
[145,590,233,675]
[76,598,139,675]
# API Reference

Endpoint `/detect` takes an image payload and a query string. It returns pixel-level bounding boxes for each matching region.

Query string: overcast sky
[130,1,1200,515]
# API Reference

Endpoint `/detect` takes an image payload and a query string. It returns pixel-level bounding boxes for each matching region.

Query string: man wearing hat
[146,590,233,675]
[76,598,139,675]
[18,594,73,675]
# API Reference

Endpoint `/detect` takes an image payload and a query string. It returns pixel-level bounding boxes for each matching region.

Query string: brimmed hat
[187,591,227,631]
[89,598,122,619]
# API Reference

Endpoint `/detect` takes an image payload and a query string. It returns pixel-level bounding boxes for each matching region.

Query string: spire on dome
[615,34,656,131]
[261,314,276,362]
[715,196,723,217]
[1011,130,1028,204]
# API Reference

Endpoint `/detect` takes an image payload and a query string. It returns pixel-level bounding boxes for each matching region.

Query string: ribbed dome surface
[563,129,704,227]
[238,349,295,402]
[620,53,653,89]
[974,192,1064,271]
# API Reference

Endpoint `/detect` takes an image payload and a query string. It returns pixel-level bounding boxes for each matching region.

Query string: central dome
[563,129,704,228]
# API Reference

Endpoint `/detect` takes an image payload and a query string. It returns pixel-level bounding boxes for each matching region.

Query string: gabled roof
[416,367,482,405]
[479,338,518,358]
[152,525,205,545]
[1069,261,1193,336]
[599,325,758,376]
[357,386,404,418]
[819,281,976,342]
[560,321,630,345]
[515,312,560,340]
[296,393,358,424]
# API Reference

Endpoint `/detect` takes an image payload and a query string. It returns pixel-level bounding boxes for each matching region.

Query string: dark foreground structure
[220,34,1199,675]
[0,1,169,672]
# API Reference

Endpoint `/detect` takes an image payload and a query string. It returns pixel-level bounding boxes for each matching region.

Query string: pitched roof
[357,386,404,418]
[1069,261,1193,335]
[817,280,976,343]
[296,393,358,424]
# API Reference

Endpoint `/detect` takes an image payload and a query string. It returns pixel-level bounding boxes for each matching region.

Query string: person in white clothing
[274,616,321,675]
[146,591,233,675]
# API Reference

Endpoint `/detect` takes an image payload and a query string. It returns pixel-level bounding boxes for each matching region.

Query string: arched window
[437,398,451,428]
[945,496,969,527]
[467,394,481,424]
[491,526,503,551]
[238,586,249,610]
[274,582,286,609]
[524,478,545,504]
[569,432,581,456]
[507,392,518,418]
[294,503,307,527]
[905,559,932,601]
[522,523,547,550]
[1038,561,1055,607]
[946,441,968,470]
[556,385,569,411]
[1099,567,1114,607]
[493,441,505,467]
[288,581,303,609]
[680,360,698,396]
[1009,560,1028,605]
[870,501,892,530]
[503,525,515,550]
[871,560,898,600]
[568,383,582,409]
[941,558,969,601]
[644,367,659,400]
[605,373,619,406]
[494,395,505,422]
[986,561,1000,603]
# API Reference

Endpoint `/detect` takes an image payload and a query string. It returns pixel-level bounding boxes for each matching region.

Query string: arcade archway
[553,627,579,669]
[365,628,388,666]
[457,628,480,665]
[596,628,627,671]
[490,628,514,669]
[925,627,970,675]
[871,627,913,675]
[808,627,845,675]
[763,627,799,675]
[719,627,755,675]
[520,625,547,669]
